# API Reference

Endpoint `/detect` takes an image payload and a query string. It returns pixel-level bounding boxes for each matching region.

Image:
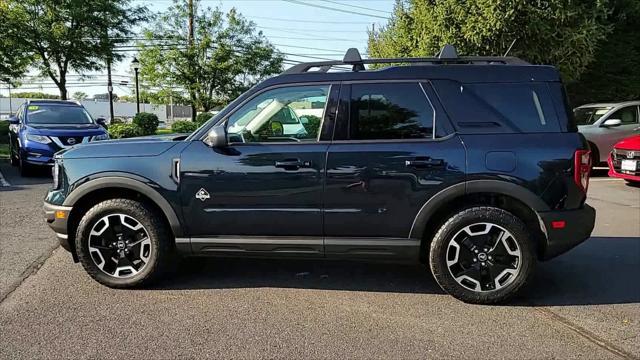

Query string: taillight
[574,150,591,193]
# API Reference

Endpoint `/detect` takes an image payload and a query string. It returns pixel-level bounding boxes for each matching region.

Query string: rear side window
[349,83,434,140]
[432,80,560,133]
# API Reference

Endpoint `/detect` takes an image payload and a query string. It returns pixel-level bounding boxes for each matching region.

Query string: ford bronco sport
[44,45,595,304]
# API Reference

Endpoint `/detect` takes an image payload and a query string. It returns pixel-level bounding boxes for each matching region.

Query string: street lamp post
[131,57,140,114]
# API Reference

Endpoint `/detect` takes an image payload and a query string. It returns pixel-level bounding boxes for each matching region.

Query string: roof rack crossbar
[282,44,529,74]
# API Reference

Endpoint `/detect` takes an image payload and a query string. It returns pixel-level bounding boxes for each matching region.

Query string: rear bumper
[539,204,596,260]
[43,201,72,252]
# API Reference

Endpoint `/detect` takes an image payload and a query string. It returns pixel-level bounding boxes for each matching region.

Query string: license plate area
[621,159,637,171]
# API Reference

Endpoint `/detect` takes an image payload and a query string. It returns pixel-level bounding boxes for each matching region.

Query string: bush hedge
[0,120,9,144]
[132,112,159,136]
[171,120,199,133]
[196,112,214,125]
[108,123,143,139]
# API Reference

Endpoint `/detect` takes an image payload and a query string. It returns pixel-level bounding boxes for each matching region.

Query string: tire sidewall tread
[429,206,536,304]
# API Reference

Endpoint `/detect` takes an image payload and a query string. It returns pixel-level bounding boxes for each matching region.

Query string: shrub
[0,120,9,144]
[196,112,214,125]
[132,112,159,136]
[108,123,143,139]
[301,115,322,138]
[171,120,199,133]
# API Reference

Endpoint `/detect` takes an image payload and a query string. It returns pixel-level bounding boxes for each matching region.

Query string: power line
[247,15,371,24]
[281,0,389,20]
[318,0,392,15]
[257,25,365,34]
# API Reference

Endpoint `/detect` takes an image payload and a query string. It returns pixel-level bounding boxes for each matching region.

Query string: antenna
[504,39,517,57]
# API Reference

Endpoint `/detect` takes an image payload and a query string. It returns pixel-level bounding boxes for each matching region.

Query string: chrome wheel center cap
[477,252,488,261]
[117,240,126,250]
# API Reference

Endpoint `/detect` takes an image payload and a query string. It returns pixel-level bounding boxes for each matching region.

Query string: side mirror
[203,126,227,147]
[299,116,309,124]
[8,116,19,125]
[602,118,622,127]
[96,117,108,129]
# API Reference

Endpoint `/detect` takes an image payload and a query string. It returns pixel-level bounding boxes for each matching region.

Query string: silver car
[575,101,640,165]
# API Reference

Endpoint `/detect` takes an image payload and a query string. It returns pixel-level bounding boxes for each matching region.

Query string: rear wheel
[429,207,536,304]
[75,198,173,288]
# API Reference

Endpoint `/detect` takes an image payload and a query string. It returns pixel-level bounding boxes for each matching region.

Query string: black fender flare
[409,180,550,239]
[63,176,183,237]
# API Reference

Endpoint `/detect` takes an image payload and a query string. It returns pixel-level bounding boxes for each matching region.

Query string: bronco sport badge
[195,188,210,202]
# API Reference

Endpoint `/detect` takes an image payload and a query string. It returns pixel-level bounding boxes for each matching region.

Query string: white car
[575,101,640,165]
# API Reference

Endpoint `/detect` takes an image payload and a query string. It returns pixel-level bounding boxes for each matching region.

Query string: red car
[608,134,640,184]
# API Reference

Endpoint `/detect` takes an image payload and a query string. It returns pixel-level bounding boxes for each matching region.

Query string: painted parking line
[0,168,10,187]
[590,177,624,182]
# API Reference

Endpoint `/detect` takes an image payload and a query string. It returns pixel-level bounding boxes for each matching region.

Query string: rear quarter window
[432,80,561,134]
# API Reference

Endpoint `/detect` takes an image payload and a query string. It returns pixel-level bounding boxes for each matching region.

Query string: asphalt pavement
[0,161,638,359]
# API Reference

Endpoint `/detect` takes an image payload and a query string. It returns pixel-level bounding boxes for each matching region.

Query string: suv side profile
[44,46,595,304]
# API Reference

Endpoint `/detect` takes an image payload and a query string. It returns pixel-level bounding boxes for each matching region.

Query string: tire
[429,207,536,304]
[9,144,19,167]
[75,198,174,288]
[625,180,640,188]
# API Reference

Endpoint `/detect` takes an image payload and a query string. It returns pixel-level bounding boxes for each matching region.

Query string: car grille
[611,148,640,176]
[50,136,88,150]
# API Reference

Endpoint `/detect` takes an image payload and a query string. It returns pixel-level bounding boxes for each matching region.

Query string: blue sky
[2,0,394,98]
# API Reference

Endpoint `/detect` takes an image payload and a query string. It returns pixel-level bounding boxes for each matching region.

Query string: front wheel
[75,198,174,288]
[429,207,536,304]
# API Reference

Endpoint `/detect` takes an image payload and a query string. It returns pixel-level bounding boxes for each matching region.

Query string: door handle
[275,159,311,170]
[405,157,444,168]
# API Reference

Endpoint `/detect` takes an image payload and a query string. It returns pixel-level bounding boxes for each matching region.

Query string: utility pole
[187,0,196,122]
[107,57,114,122]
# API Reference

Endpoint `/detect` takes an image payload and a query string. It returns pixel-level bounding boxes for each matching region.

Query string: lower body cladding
[177,236,421,261]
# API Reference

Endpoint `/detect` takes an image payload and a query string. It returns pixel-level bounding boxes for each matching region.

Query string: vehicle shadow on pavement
[155,257,446,295]
[150,236,640,306]
[520,236,640,306]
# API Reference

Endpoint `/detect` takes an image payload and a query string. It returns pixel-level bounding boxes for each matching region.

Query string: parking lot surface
[0,162,638,359]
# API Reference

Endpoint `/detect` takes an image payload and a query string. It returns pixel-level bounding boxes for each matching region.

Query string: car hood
[58,138,181,159]
[614,134,640,150]
[27,124,106,137]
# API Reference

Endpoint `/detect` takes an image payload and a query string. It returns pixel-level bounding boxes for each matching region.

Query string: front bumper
[538,204,596,260]
[43,201,72,252]
[608,155,640,182]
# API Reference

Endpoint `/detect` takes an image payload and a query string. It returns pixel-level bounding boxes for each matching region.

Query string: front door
[323,81,465,259]
[599,105,640,154]
[180,83,338,255]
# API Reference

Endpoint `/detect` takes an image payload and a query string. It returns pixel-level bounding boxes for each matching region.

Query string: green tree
[72,91,88,100]
[566,0,640,105]
[12,92,60,99]
[8,0,148,99]
[137,3,283,120]
[368,0,612,82]
[0,2,32,83]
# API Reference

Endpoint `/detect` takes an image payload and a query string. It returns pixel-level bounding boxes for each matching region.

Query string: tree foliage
[0,2,32,82]
[11,92,60,99]
[108,123,143,139]
[72,91,88,100]
[368,0,612,82]
[171,120,199,133]
[7,0,148,99]
[137,3,283,116]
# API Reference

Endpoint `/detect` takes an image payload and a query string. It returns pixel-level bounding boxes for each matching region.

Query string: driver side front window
[226,85,330,143]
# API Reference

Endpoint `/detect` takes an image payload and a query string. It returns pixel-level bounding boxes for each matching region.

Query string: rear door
[323,81,465,259]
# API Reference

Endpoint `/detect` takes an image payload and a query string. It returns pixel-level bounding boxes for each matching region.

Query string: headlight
[26,134,52,144]
[92,133,109,141]
[52,161,60,189]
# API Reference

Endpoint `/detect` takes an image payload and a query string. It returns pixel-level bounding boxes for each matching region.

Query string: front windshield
[26,105,94,125]
[573,107,611,126]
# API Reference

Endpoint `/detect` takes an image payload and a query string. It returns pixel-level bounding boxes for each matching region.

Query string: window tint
[609,106,638,124]
[465,83,559,133]
[227,85,329,143]
[349,83,434,140]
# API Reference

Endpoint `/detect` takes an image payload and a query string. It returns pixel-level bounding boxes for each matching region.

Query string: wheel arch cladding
[64,177,183,259]
[411,180,549,261]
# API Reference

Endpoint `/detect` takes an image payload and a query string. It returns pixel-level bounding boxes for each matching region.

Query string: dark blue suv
[8,100,109,176]
[43,46,596,304]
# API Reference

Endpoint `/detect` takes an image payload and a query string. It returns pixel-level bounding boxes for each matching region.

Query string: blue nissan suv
[8,100,109,176]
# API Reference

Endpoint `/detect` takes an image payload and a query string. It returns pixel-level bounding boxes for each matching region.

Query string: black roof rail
[282,44,529,74]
